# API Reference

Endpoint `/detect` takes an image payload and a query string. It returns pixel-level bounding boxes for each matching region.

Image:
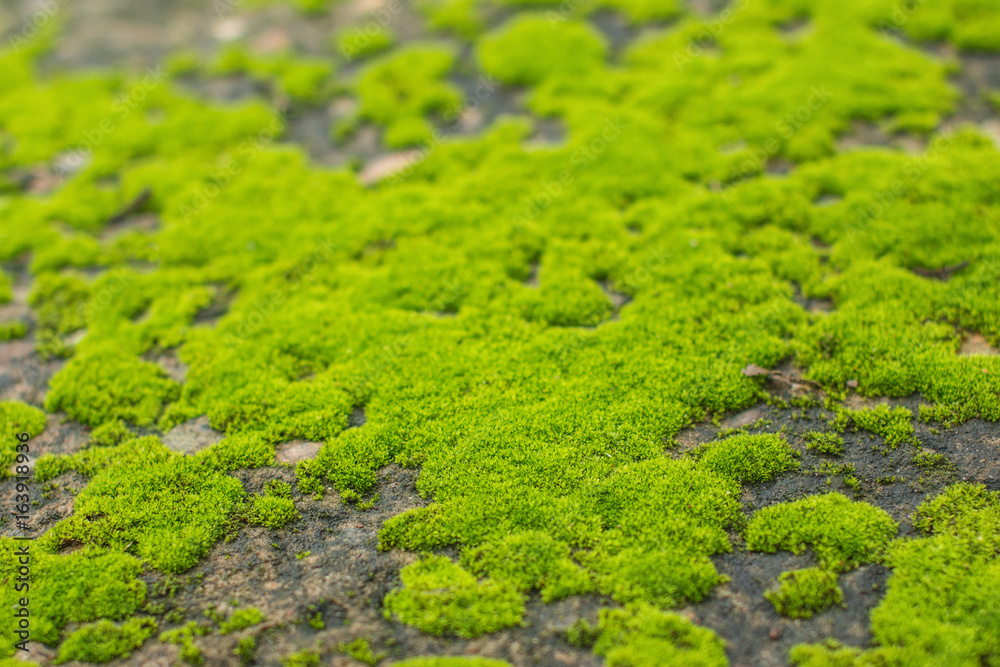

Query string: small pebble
[768,629,781,641]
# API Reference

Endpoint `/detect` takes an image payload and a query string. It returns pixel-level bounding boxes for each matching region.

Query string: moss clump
[805,431,845,456]
[478,16,607,85]
[462,530,593,602]
[355,45,462,147]
[281,648,321,667]
[335,25,396,61]
[45,350,180,427]
[794,484,1000,664]
[44,437,245,572]
[219,608,265,635]
[383,555,524,638]
[209,45,335,104]
[197,432,275,471]
[394,660,511,667]
[0,548,146,655]
[693,433,799,483]
[0,271,12,304]
[159,621,211,665]
[249,480,299,529]
[338,637,386,666]
[0,320,28,341]
[417,0,485,39]
[592,603,727,666]
[234,636,256,665]
[55,617,157,664]
[1,400,46,479]
[87,419,132,448]
[766,568,844,619]
[745,493,897,571]
[849,405,916,449]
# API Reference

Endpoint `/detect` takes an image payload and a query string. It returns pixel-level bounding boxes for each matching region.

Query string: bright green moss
[1,400,46,479]
[235,636,256,664]
[462,530,593,602]
[849,405,916,449]
[338,637,386,666]
[3,0,1000,656]
[0,271,12,304]
[383,555,524,638]
[911,482,998,534]
[0,548,146,655]
[789,639,904,666]
[87,419,132,447]
[250,480,299,529]
[45,350,180,427]
[417,0,485,39]
[745,493,897,571]
[44,437,245,572]
[795,484,1000,664]
[592,603,727,667]
[766,568,844,619]
[355,45,462,147]
[197,432,275,471]
[478,16,607,85]
[281,648,321,667]
[211,46,335,104]
[394,659,511,667]
[219,608,265,634]
[805,431,845,456]
[335,25,396,61]
[55,617,157,664]
[884,0,1000,51]
[159,621,211,665]
[692,433,799,483]
[0,320,28,341]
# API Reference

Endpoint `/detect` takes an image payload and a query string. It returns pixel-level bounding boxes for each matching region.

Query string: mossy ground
[1,0,1000,665]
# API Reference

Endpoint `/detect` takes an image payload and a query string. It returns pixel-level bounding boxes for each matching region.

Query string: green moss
[45,350,180,427]
[383,555,524,638]
[219,608,265,634]
[88,419,132,447]
[234,636,256,665]
[43,437,245,572]
[795,483,1000,664]
[249,480,299,529]
[1,400,46,480]
[766,568,844,619]
[692,433,799,483]
[211,45,335,104]
[805,431,845,456]
[159,621,211,665]
[745,493,897,571]
[478,16,607,85]
[197,432,275,471]
[462,530,593,602]
[335,25,396,61]
[417,0,485,39]
[592,603,727,666]
[849,405,916,449]
[0,320,27,341]
[281,648,321,667]
[0,548,146,654]
[4,0,1000,656]
[338,637,386,666]
[0,271,12,304]
[393,659,511,667]
[55,617,157,664]
[355,45,462,147]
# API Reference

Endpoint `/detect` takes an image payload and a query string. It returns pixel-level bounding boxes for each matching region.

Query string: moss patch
[745,493,897,571]
[383,555,524,637]
[766,568,844,619]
